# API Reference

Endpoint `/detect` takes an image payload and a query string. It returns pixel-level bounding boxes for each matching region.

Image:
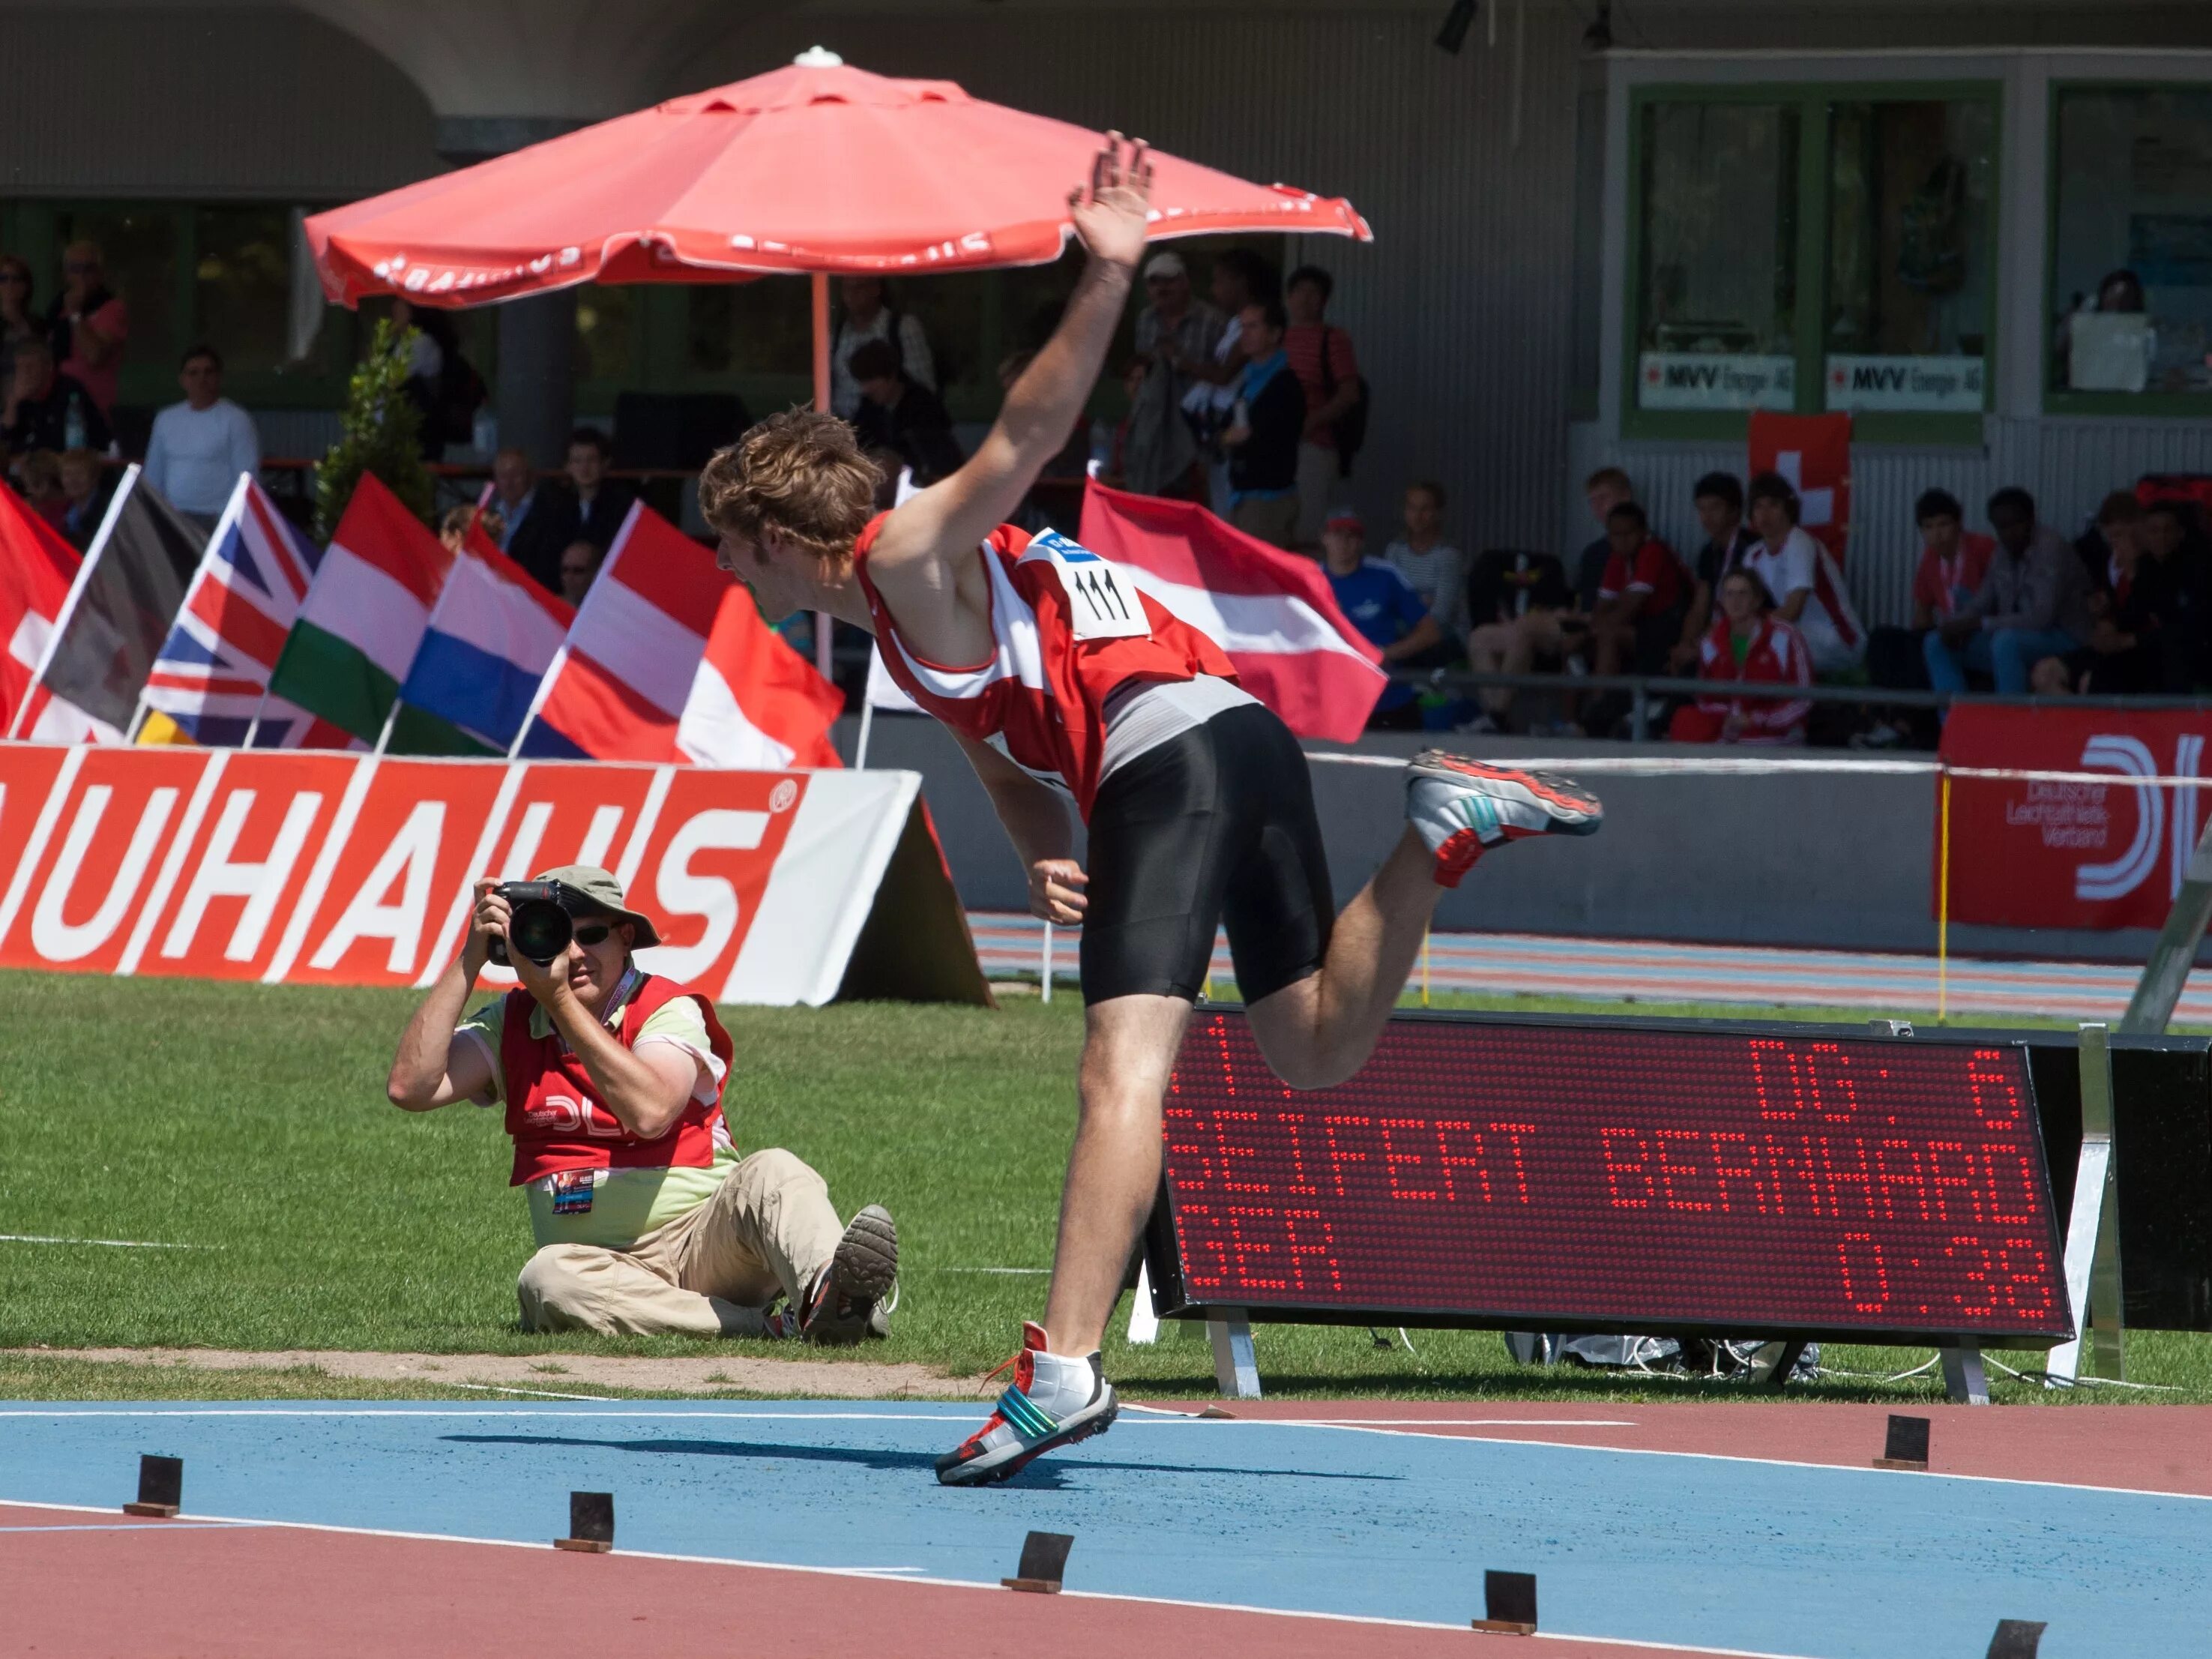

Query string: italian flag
[265,473,484,753]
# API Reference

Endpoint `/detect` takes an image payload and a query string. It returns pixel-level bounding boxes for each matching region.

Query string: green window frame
[2043,79,2212,418]
[1622,80,2001,445]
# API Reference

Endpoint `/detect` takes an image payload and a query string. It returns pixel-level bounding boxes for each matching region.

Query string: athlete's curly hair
[699,409,883,566]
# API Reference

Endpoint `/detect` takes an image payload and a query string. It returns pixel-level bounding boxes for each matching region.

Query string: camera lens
[505,897,574,966]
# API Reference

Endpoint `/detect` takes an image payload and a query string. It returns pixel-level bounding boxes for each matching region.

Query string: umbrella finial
[792,46,843,67]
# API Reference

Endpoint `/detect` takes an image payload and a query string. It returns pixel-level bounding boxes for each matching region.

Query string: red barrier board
[0,743,987,1007]
[1938,704,2212,930]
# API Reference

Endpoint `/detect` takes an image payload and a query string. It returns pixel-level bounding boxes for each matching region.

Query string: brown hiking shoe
[798,1205,898,1345]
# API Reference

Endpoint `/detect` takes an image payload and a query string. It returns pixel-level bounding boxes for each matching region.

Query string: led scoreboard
[1146,1012,2075,1346]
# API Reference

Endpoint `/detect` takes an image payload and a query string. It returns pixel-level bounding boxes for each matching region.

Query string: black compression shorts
[1079,701,1334,1005]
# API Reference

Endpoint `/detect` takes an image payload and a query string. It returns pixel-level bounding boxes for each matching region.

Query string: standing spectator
[1574,466,1634,613]
[564,426,634,548]
[558,538,604,607]
[489,447,570,595]
[1669,472,1757,671]
[1,337,110,459]
[143,346,260,526]
[1462,545,1573,732]
[390,297,480,459]
[0,254,41,382]
[848,338,966,486]
[13,448,67,534]
[46,241,127,416]
[1283,265,1360,547]
[1591,501,1689,676]
[830,277,935,420]
[1923,487,2093,696]
[1381,481,1468,643]
[1668,568,1812,746]
[1320,508,1438,729]
[56,447,108,549]
[1190,249,1277,514]
[1123,252,1222,500]
[1220,299,1303,547]
[1742,472,1866,675]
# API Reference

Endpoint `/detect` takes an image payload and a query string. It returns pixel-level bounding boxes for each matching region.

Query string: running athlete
[700,139,1601,1486]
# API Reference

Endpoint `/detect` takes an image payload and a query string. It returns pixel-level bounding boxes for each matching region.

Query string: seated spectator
[1668,568,1812,746]
[564,426,634,548]
[489,447,570,595]
[1743,472,1865,675]
[1220,298,1304,548]
[1463,545,1573,732]
[1381,481,1468,643]
[558,538,603,607]
[440,502,484,553]
[48,241,127,416]
[1,337,109,460]
[1574,466,1633,613]
[56,446,107,548]
[143,345,260,526]
[1591,501,1688,675]
[848,337,965,486]
[831,277,935,420]
[1669,471,1756,672]
[1857,488,1993,747]
[2037,493,2206,696]
[13,447,66,533]
[1322,508,1438,729]
[1923,486,2092,697]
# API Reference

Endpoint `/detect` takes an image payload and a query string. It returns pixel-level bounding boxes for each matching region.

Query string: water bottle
[63,397,85,453]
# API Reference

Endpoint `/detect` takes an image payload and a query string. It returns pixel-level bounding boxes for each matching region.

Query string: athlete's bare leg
[1040,993,1190,1354]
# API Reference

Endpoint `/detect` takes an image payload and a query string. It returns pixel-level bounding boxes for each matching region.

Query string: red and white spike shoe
[934,1322,1120,1487]
[1405,750,1603,888]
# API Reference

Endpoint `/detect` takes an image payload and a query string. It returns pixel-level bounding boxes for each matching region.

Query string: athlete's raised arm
[864,138,1154,642]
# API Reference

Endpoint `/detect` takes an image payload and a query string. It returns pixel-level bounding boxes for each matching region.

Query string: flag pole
[7,463,137,741]
[1938,768,1953,1025]
[372,696,403,757]
[811,270,835,688]
[128,473,250,750]
[1040,919,1053,1004]
[854,695,875,769]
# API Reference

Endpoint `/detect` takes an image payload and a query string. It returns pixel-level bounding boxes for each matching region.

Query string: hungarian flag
[1750,411,1852,564]
[1076,481,1385,742]
[263,472,475,753]
[136,475,353,748]
[398,517,573,753]
[0,483,82,738]
[14,465,203,741]
[515,502,843,768]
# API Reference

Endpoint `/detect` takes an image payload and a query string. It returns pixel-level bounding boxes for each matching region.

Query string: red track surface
[1157,1399,2212,1496]
[2,1503,1730,1659]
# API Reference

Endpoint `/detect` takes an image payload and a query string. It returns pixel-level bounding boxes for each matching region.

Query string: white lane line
[0,1496,1824,1656]
[0,1234,211,1250]
[450,1382,620,1403]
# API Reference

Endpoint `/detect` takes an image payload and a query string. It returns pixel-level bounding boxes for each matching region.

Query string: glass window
[1633,101,1800,412]
[52,204,178,379]
[1824,99,1994,414]
[2052,87,2212,397]
[685,277,810,376]
[193,206,292,376]
[573,283,636,383]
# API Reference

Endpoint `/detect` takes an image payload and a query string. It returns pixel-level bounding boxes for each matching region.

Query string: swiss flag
[1750,412,1852,564]
[0,484,83,738]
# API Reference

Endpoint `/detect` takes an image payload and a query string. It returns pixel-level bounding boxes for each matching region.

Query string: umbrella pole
[812,271,836,683]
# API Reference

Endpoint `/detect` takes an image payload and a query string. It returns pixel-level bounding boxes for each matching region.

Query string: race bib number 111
[1028,531,1152,642]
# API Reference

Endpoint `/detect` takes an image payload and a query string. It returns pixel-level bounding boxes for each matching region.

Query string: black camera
[488,881,590,967]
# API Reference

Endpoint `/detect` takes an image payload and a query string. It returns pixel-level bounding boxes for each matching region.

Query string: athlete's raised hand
[1029,858,1088,927]
[1069,133,1154,272]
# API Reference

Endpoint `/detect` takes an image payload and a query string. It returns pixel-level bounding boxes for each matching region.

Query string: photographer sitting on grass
[387,865,897,1343]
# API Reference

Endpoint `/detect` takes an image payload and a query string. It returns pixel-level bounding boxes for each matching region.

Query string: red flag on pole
[1749,412,1853,564]
[0,484,81,737]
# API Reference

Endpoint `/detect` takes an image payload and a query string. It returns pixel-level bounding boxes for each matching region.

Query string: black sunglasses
[571,922,613,947]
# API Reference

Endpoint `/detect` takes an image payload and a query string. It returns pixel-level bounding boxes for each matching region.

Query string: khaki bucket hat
[532,864,663,949]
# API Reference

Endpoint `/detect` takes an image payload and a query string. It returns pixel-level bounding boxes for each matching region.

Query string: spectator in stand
[1,255,41,381]
[1923,486,2092,696]
[1462,544,1573,732]
[1124,252,1222,500]
[1858,489,1994,747]
[439,502,483,554]
[56,447,107,548]
[1669,472,1757,672]
[1743,472,1866,675]
[564,426,633,549]
[848,337,965,486]
[1591,501,1689,676]
[1668,567,1812,746]
[13,448,66,534]
[1574,466,1634,613]
[2034,493,2207,696]
[1381,481,1468,644]
[1283,265,1360,547]
[558,538,604,607]
[830,277,934,420]
[1190,250,1277,514]
[1220,298,1304,547]
[390,297,475,459]
[489,447,571,596]
[1321,508,1438,730]
[1,337,110,460]
[143,346,260,526]
[46,241,127,416]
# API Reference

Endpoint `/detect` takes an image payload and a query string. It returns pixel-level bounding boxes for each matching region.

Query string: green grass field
[1,969,2199,1404]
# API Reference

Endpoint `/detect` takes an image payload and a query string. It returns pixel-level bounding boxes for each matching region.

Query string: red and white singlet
[852,515,1241,819]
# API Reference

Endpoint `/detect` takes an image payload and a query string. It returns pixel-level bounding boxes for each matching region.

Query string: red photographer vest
[497,974,735,1187]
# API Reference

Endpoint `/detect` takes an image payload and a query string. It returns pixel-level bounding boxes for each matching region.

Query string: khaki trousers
[515,1148,846,1338]
[1295,439,1344,547]
[1232,493,1301,550]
